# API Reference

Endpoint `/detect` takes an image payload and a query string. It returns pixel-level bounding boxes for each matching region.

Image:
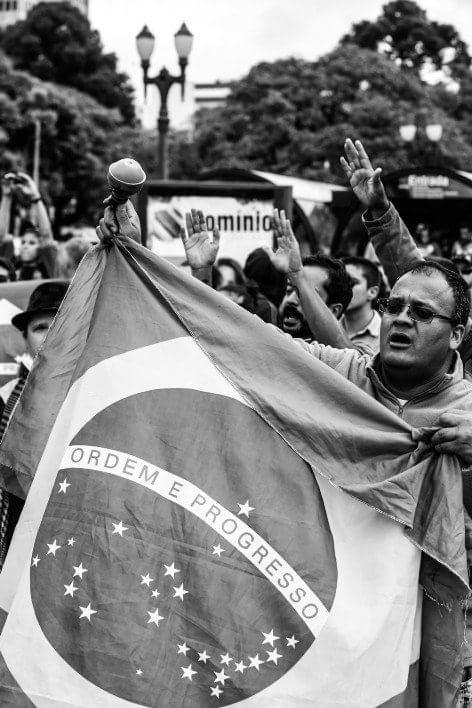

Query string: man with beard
[270,213,375,355]
[277,253,363,343]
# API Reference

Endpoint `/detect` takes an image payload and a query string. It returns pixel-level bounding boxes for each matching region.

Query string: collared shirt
[341,310,382,355]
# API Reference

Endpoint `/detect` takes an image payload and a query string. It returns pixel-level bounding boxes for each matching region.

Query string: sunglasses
[377,297,457,325]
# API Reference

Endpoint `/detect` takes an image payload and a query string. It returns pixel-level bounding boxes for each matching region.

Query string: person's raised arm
[179,209,220,286]
[17,172,53,242]
[270,209,355,350]
[340,139,422,285]
[96,199,142,244]
[0,175,14,245]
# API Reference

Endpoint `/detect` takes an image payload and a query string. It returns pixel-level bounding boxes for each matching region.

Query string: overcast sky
[88,0,472,126]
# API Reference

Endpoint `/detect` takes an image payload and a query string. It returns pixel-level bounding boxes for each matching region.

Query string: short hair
[20,222,40,237]
[302,254,353,314]
[398,260,470,326]
[425,256,460,274]
[216,258,246,286]
[342,256,381,289]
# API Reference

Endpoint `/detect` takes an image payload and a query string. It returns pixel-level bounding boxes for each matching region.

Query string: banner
[0,237,467,707]
[147,195,274,263]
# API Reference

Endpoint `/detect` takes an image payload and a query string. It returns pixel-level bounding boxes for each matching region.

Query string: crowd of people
[2,138,472,703]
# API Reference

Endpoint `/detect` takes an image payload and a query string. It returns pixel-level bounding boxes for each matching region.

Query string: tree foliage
[169,44,472,181]
[341,0,470,80]
[0,52,150,233]
[0,1,135,123]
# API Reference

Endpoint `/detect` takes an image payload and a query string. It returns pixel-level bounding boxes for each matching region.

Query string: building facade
[0,0,88,28]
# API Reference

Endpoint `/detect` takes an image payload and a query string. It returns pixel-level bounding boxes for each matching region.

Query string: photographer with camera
[0,171,57,280]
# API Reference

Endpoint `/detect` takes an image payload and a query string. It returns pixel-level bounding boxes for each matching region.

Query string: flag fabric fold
[0,236,467,707]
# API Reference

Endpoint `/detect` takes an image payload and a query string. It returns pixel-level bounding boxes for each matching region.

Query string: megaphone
[107,158,146,204]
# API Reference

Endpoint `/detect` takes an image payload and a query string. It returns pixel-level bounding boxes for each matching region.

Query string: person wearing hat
[0,280,68,569]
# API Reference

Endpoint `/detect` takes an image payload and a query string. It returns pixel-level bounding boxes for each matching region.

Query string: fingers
[340,156,353,179]
[432,442,460,455]
[197,210,207,230]
[189,208,207,233]
[354,140,373,170]
[96,217,114,242]
[103,206,119,234]
[272,208,283,236]
[411,426,437,442]
[273,209,294,239]
[283,217,295,240]
[344,139,360,169]
[430,428,458,446]
[179,227,187,246]
[212,227,220,248]
[436,410,468,427]
[372,167,383,183]
[185,212,194,237]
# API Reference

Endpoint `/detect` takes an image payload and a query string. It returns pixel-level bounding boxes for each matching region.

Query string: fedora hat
[12,281,69,332]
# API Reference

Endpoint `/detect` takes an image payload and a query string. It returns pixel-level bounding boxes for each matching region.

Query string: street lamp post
[136,23,194,180]
[399,122,443,166]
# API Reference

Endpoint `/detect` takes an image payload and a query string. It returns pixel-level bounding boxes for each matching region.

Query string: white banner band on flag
[61,444,329,637]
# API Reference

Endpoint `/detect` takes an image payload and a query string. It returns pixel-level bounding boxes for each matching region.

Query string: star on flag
[181,664,197,681]
[67,538,76,547]
[164,562,180,579]
[112,521,128,536]
[237,500,254,517]
[63,581,78,597]
[46,539,61,556]
[262,629,280,646]
[198,650,211,663]
[151,589,160,598]
[79,603,97,621]
[140,573,153,587]
[177,642,190,656]
[210,685,223,697]
[266,648,283,665]
[147,608,164,627]
[73,563,88,579]
[31,555,40,567]
[234,660,247,673]
[136,669,143,676]
[212,544,225,557]
[286,635,299,648]
[220,653,232,666]
[248,654,264,670]
[58,479,70,494]
[213,668,229,685]
[172,583,189,601]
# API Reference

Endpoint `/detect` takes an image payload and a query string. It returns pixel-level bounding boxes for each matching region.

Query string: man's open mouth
[281,307,303,329]
[388,331,412,348]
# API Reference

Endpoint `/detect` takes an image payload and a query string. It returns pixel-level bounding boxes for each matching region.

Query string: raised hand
[180,208,220,270]
[270,208,303,274]
[340,139,389,213]
[96,200,142,244]
[16,172,41,201]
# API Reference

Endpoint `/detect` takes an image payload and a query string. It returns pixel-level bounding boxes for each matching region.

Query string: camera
[4,172,25,185]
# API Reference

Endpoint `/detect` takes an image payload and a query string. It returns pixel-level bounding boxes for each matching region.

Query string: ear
[367,285,379,303]
[329,303,343,320]
[450,324,465,350]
